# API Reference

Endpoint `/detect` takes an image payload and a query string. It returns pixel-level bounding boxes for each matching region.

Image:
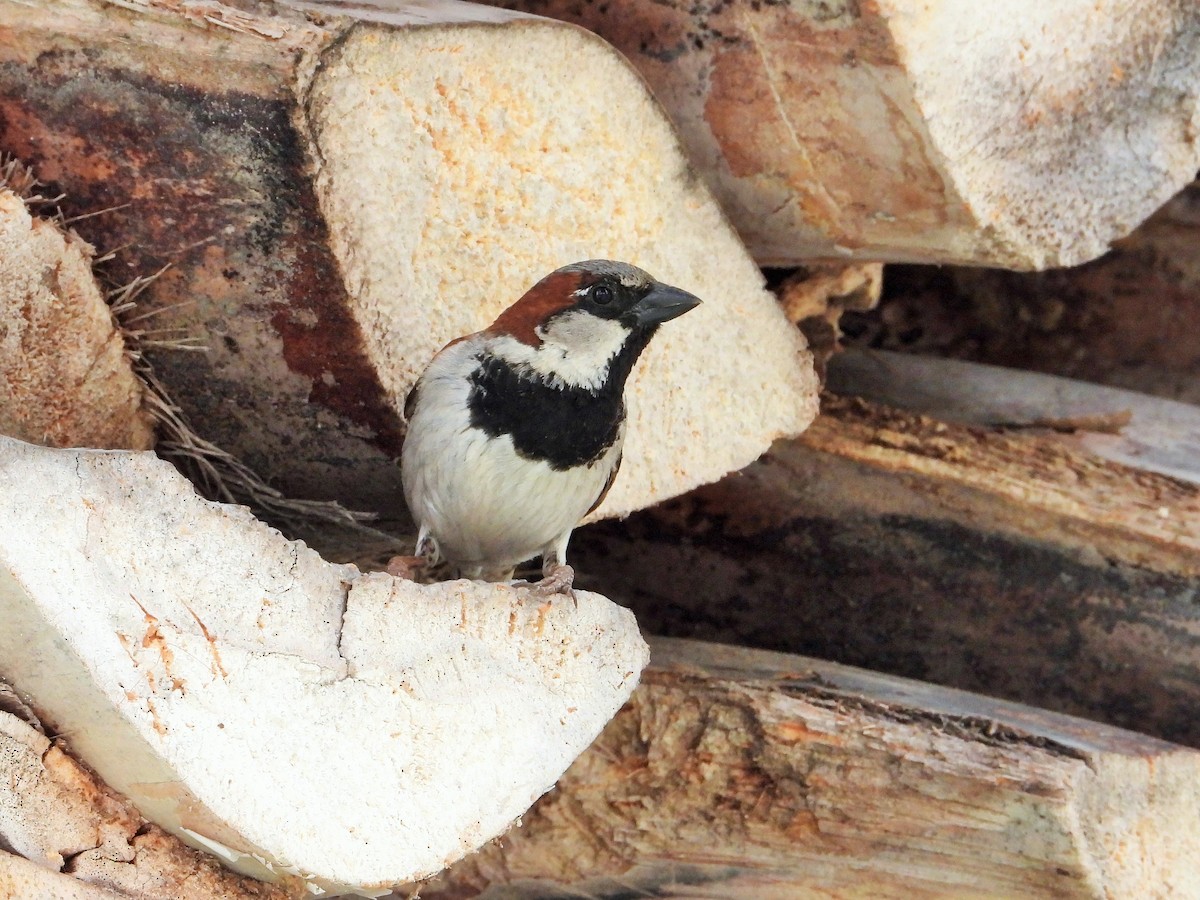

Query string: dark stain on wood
[572,470,1200,748]
[0,54,405,474]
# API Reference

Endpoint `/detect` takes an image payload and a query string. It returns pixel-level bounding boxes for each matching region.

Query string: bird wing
[406,334,478,423]
[403,381,420,423]
[586,451,622,516]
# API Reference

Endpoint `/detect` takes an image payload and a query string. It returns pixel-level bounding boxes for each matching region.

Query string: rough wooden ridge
[0,706,292,899]
[419,638,1200,898]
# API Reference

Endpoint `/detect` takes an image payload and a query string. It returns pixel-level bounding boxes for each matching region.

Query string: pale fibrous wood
[815,356,1200,577]
[481,0,1200,270]
[0,189,153,451]
[421,638,1200,899]
[0,0,816,519]
[0,436,647,895]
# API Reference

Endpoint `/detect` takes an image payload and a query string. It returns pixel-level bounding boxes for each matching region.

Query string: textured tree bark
[0,709,292,899]
[420,638,1200,899]
[0,0,816,519]
[480,0,1200,269]
[0,0,393,509]
[572,387,1200,746]
[0,851,129,900]
[824,348,1200,489]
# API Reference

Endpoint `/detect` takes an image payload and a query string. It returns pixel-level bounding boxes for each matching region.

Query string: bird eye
[591,284,614,305]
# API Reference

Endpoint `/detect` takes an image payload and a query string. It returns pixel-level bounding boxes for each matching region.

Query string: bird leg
[528,541,576,603]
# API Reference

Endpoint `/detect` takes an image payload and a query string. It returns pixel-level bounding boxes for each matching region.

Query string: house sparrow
[400,259,700,597]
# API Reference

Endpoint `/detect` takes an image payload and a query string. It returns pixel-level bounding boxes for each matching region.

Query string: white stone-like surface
[0,437,648,895]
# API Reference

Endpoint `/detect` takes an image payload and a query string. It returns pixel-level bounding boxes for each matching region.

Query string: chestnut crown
[490,259,701,346]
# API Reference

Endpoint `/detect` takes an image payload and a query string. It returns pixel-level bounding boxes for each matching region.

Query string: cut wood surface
[0,0,816,518]
[0,436,648,895]
[482,0,1200,269]
[420,637,1200,899]
[0,709,291,899]
[0,188,152,450]
[572,386,1200,746]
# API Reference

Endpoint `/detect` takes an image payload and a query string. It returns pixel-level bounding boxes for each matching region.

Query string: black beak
[630,283,702,327]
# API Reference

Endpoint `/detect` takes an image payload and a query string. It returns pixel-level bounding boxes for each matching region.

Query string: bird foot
[528,562,576,604]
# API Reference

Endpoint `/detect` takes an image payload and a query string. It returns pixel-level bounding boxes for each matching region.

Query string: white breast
[401,338,623,578]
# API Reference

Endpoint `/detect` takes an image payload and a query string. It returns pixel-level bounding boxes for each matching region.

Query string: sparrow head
[486,259,701,392]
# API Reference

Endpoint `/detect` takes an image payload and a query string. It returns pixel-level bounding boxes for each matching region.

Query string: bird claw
[528,562,576,605]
